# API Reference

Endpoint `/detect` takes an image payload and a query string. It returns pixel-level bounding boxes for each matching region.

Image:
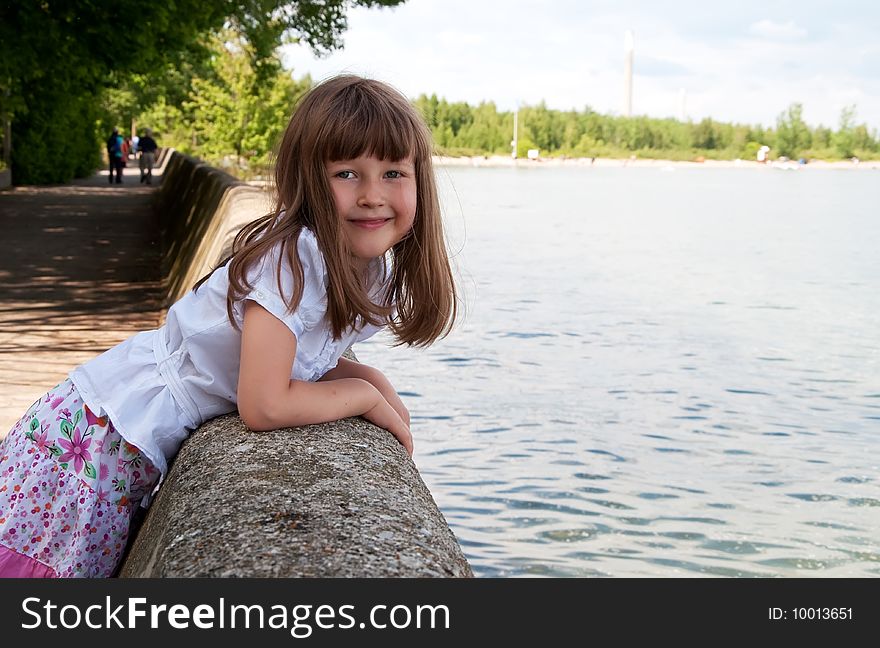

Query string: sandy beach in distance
[433,154,880,170]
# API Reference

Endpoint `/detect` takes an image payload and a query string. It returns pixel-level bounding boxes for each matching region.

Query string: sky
[281,0,880,130]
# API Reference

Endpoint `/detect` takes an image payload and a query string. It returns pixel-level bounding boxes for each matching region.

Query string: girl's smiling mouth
[348,218,392,229]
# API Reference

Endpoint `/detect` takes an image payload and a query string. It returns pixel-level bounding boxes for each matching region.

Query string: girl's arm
[319,357,410,427]
[237,301,412,455]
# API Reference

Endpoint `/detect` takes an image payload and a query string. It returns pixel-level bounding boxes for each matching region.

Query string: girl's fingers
[399,426,413,456]
[363,401,413,456]
[389,412,413,456]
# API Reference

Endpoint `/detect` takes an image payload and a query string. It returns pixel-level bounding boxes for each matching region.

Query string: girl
[0,75,458,578]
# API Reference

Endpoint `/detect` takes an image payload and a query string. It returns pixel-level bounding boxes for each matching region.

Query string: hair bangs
[321,85,417,163]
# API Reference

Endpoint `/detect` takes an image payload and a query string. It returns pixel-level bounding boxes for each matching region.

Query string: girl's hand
[320,359,410,427]
[364,366,410,428]
[363,397,413,456]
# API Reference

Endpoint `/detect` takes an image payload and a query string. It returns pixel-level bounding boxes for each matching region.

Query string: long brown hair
[198,75,457,347]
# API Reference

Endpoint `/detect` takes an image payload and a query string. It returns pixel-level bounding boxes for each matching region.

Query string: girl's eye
[334,170,355,179]
[384,170,403,179]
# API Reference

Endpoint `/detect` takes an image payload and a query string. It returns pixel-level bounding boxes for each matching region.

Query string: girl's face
[326,155,417,270]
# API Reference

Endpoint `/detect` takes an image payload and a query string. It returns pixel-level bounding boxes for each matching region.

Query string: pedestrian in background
[105,127,124,184]
[138,128,158,184]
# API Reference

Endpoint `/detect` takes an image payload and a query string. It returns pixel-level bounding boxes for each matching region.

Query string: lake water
[356,165,880,577]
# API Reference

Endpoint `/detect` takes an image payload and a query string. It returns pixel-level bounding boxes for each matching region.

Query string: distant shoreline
[433,155,880,170]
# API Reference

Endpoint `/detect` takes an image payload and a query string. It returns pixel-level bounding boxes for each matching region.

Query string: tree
[811,125,832,150]
[832,105,857,158]
[184,30,310,170]
[523,102,562,152]
[0,0,406,184]
[692,118,720,149]
[774,103,812,158]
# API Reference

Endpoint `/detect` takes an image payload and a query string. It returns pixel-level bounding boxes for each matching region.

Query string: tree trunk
[2,113,10,166]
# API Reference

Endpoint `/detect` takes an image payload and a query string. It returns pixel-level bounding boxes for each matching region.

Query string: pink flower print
[58,430,93,474]
[96,487,110,503]
[99,463,109,481]
[49,396,64,410]
[57,407,72,421]
[32,429,52,455]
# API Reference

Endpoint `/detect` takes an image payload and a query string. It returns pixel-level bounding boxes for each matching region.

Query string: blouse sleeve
[354,320,384,344]
[242,229,328,340]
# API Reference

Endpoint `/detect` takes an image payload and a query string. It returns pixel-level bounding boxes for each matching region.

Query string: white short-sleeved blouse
[69,227,390,488]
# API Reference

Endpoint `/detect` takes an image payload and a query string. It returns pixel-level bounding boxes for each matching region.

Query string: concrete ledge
[120,153,472,577]
[119,413,472,577]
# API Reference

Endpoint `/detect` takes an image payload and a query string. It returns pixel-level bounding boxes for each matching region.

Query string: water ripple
[586,449,628,462]
[584,498,635,511]
[836,476,873,484]
[498,332,557,339]
[538,527,608,542]
[847,498,880,507]
[786,493,841,502]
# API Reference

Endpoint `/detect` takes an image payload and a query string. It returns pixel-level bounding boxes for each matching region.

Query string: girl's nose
[356,179,385,208]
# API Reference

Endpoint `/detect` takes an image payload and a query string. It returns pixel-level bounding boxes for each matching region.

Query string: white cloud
[748,19,808,41]
[435,31,486,48]
[280,1,880,129]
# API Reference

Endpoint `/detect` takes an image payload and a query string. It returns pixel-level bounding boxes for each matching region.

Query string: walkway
[0,163,165,435]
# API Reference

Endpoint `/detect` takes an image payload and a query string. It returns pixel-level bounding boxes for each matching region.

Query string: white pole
[624,30,634,117]
[511,103,519,159]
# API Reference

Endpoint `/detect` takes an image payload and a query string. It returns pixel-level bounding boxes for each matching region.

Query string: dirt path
[0,167,164,435]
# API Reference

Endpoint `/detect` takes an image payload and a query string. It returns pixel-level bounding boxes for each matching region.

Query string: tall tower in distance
[624,30,634,117]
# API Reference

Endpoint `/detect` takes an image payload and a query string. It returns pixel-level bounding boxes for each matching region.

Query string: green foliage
[182,30,311,172]
[1,1,226,183]
[105,29,312,178]
[1,0,406,184]
[741,141,762,161]
[692,118,723,149]
[833,105,858,158]
[515,134,538,159]
[11,82,101,185]
[410,98,879,162]
[774,103,812,158]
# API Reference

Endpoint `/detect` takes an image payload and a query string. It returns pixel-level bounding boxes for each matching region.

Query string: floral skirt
[0,379,159,578]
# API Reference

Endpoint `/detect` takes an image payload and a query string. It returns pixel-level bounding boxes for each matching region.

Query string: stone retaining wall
[153,151,271,307]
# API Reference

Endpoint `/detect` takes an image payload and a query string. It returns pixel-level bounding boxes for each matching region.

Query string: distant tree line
[131,65,880,174]
[413,96,880,162]
[125,62,880,177]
